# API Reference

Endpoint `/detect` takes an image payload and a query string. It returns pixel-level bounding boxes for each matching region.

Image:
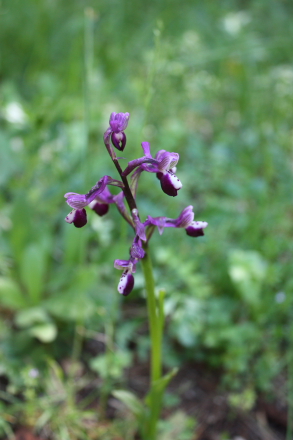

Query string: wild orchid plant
[64,112,208,439]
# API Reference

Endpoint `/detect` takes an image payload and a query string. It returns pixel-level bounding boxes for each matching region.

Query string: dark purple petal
[65,209,87,228]
[118,271,134,296]
[185,221,208,237]
[89,201,109,216]
[160,171,182,197]
[111,131,127,151]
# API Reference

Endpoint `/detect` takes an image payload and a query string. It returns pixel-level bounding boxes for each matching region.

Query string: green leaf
[29,323,57,343]
[112,390,145,419]
[90,351,131,379]
[44,267,98,321]
[20,243,48,305]
[0,277,26,310]
[145,367,178,407]
[15,307,50,328]
[228,249,267,306]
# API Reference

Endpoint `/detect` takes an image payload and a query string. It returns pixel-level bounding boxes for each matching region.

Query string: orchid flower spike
[122,142,182,197]
[64,110,208,297]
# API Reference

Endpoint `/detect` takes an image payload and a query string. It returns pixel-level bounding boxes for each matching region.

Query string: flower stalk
[141,244,163,440]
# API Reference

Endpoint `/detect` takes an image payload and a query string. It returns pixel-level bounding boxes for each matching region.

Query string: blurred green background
[0,0,293,438]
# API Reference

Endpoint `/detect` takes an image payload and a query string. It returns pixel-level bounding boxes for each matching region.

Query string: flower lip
[89,200,109,216]
[159,171,182,197]
[109,112,130,133]
[186,221,208,237]
[118,271,134,296]
[65,208,87,228]
[111,131,127,151]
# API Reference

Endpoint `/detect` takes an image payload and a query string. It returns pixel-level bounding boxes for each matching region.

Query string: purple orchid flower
[122,142,182,197]
[104,112,130,151]
[64,175,123,227]
[145,205,208,237]
[88,186,117,217]
[65,176,122,209]
[114,235,145,296]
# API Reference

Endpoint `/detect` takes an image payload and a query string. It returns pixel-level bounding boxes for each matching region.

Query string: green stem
[141,244,162,382]
[286,305,293,440]
[141,243,163,440]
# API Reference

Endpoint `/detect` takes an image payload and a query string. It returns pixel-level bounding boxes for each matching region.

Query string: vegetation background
[0,0,292,438]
